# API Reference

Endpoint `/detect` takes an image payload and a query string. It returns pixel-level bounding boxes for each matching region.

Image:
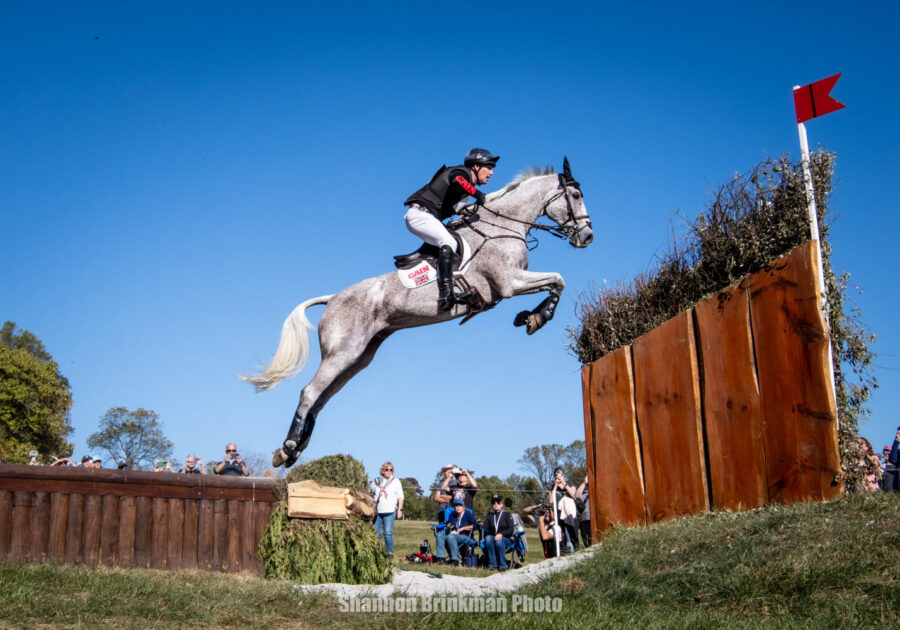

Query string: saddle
[393,232,491,323]
[393,232,467,271]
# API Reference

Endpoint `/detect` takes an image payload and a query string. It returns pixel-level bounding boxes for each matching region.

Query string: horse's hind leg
[274,330,391,467]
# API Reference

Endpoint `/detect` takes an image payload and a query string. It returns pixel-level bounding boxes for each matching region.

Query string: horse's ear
[563,156,572,179]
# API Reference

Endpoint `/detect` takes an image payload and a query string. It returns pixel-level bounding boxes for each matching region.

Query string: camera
[536,504,553,517]
[29,450,39,460]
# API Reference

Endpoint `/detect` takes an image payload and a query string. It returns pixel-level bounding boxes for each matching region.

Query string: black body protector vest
[404,164,471,221]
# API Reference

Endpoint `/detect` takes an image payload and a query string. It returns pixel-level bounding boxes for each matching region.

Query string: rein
[460,173,589,252]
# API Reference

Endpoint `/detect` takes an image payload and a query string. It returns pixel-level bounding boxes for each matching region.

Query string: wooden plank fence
[0,465,281,573]
[582,241,842,542]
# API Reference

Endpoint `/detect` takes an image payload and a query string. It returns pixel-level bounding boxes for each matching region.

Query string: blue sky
[3,2,899,486]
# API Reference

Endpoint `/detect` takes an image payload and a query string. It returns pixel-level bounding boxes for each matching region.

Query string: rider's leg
[437,245,473,311]
[404,206,456,250]
[404,207,472,310]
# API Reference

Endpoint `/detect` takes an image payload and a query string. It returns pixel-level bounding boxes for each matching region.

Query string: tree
[517,440,587,489]
[0,322,73,463]
[399,477,427,521]
[87,407,174,470]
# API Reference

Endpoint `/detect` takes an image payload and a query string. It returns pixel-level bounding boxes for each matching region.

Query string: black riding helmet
[464,147,500,168]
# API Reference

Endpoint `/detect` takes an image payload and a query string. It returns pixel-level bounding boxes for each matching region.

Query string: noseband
[532,173,591,242]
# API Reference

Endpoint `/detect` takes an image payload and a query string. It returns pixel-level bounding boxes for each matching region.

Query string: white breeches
[404,206,457,252]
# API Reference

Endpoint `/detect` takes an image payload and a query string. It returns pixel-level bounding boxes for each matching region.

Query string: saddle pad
[398,261,438,289]
[396,236,472,290]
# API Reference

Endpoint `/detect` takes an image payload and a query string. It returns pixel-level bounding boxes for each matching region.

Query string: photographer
[214,443,249,476]
[549,467,578,553]
[179,454,205,475]
[523,503,561,558]
[450,467,478,509]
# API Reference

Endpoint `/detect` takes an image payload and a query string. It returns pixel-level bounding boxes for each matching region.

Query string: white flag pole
[794,89,839,428]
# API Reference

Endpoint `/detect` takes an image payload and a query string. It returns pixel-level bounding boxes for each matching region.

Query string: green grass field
[2,492,899,629]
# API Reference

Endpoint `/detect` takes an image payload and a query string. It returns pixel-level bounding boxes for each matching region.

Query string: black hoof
[514,311,530,327]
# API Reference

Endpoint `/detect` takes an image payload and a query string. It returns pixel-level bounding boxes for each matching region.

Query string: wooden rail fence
[0,465,281,573]
[582,241,842,541]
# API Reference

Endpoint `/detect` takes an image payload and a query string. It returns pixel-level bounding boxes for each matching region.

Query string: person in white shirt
[370,461,404,559]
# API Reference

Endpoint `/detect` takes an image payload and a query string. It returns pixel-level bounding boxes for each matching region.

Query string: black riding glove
[473,190,486,205]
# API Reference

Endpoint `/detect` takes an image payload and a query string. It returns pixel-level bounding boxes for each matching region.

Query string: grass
[389,518,550,576]
[2,493,899,629]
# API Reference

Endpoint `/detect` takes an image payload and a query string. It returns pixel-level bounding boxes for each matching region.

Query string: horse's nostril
[584,233,593,244]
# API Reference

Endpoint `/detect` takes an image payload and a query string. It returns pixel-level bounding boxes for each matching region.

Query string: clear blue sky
[3,2,898,486]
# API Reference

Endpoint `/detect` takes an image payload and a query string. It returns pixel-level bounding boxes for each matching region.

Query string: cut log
[286,480,375,520]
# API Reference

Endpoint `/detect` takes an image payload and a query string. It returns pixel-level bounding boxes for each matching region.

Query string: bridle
[461,158,590,250]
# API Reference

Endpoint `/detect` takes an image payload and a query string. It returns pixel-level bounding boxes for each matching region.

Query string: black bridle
[461,157,590,250]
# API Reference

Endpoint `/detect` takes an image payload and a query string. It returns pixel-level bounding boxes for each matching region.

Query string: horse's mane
[491,165,556,199]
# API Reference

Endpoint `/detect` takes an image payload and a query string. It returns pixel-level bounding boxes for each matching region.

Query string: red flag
[793,73,845,123]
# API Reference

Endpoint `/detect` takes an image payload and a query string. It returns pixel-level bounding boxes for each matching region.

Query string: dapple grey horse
[243,159,593,467]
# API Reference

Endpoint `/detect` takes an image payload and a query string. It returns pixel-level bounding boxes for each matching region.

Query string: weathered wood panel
[30,492,51,562]
[9,492,32,563]
[694,280,768,510]
[167,498,185,569]
[581,365,598,541]
[100,494,119,565]
[0,465,287,574]
[65,493,84,564]
[134,496,152,568]
[583,346,645,538]
[632,311,709,522]
[82,494,102,567]
[198,498,214,570]
[117,496,136,567]
[0,490,12,558]
[182,498,199,569]
[749,241,842,502]
[47,492,68,562]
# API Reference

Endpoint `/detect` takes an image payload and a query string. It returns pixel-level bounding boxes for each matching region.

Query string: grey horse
[243,158,593,467]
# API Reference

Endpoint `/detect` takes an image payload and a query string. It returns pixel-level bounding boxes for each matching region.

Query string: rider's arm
[448,169,486,203]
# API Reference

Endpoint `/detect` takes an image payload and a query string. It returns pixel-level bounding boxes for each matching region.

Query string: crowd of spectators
[870,428,900,493]
[9,442,252,477]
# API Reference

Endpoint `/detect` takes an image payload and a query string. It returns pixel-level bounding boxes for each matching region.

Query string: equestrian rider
[404,148,499,311]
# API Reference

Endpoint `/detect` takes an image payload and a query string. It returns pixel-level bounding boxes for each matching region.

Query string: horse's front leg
[495,270,565,335]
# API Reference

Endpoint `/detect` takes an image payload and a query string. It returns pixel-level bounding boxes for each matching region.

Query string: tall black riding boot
[437,245,472,312]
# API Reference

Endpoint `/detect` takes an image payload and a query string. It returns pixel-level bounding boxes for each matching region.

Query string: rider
[404,148,499,311]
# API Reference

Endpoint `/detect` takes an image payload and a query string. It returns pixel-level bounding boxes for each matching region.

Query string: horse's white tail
[241,294,333,392]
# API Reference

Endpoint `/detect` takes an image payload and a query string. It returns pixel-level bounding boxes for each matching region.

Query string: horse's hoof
[525,313,544,335]
[272,447,299,468]
[513,311,530,327]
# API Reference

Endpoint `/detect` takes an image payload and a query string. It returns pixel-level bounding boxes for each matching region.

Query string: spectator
[80,455,93,468]
[153,459,175,472]
[370,461,404,560]
[482,495,515,571]
[432,464,457,563]
[523,503,561,558]
[117,461,128,470]
[857,437,881,493]
[883,443,897,492]
[445,498,476,566]
[92,455,103,469]
[179,454,205,474]
[451,467,478,509]
[548,467,578,553]
[49,456,74,467]
[887,428,900,492]
[214,443,249,476]
[28,450,41,466]
[575,475,592,548]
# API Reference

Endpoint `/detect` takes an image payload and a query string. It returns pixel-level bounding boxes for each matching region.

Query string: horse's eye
[572,191,582,200]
